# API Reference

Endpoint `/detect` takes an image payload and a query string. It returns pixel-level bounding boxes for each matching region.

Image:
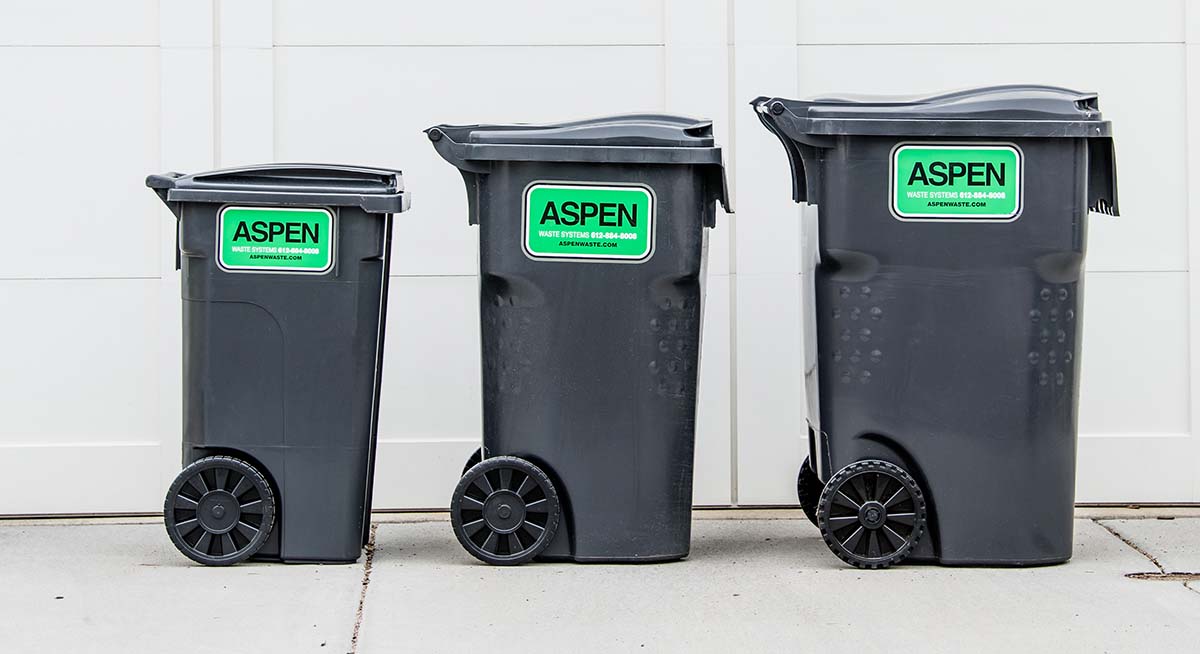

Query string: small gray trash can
[147,164,410,565]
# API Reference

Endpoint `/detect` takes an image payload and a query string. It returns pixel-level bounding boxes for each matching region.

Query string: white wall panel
[371,440,478,509]
[734,273,806,505]
[274,0,665,46]
[0,443,161,515]
[733,0,797,45]
[0,280,164,446]
[1077,434,1196,503]
[372,276,481,508]
[797,0,1184,45]
[665,0,727,47]
[274,45,666,277]
[218,48,274,167]
[695,275,733,505]
[158,48,214,173]
[219,0,272,49]
[0,280,168,514]
[0,48,161,280]
[0,0,158,46]
[1187,3,1200,504]
[376,276,482,447]
[159,0,211,48]
[1077,272,1191,436]
[729,0,802,506]
[794,43,1187,274]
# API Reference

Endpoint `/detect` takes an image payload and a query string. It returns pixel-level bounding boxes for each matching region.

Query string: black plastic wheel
[451,456,560,566]
[462,447,484,477]
[796,457,822,527]
[817,459,926,569]
[164,456,276,566]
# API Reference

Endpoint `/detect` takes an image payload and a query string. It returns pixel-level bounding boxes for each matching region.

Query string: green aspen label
[890,144,1022,221]
[217,206,334,273]
[523,183,655,262]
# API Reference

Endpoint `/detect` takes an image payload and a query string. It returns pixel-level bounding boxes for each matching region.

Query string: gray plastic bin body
[754,86,1118,566]
[148,164,409,563]
[429,116,728,563]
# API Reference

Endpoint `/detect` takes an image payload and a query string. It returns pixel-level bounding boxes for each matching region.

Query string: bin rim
[752,85,1114,139]
[425,113,726,166]
[426,113,731,214]
[750,86,1119,215]
[146,163,410,214]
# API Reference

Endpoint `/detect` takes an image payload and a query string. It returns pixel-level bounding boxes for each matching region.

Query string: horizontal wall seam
[0,44,159,48]
[271,43,666,48]
[796,41,1184,47]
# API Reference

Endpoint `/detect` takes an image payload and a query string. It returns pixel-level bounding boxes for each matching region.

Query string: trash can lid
[146,163,409,214]
[426,114,725,166]
[753,85,1113,139]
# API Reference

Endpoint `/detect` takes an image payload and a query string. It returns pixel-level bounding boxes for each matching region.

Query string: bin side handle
[146,173,184,269]
[459,170,484,226]
[1087,137,1119,217]
[146,173,184,217]
[703,161,732,227]
[753,105,810,203]
[427,129,491,225]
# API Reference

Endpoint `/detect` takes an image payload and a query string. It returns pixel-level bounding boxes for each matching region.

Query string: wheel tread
[450,455,560,566]
[816,459,927,570]
[163,455,276,566]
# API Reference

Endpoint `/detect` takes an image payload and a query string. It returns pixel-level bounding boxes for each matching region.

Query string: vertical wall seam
[1185,0,1200,502]
[726,0,738,506]
[212,0,222,167]
[270,0,278,160]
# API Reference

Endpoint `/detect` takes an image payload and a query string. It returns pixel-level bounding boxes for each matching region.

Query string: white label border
[216,205,336,274]
[521,181,657,264]
[889,143,1024,223]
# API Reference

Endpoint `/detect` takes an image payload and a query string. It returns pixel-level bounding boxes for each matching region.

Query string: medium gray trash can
[147,164,410,565]
[427,115,729,565]
[753,86,1118,568]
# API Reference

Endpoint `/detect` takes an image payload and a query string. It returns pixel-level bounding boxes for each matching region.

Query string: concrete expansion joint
[350,524,379,654]
[1093,518,1200,596]
[1095,519,1167,573]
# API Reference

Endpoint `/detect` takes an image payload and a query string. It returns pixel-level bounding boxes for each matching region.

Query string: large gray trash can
[753,86,1118,568]
[427,115,729,565]
[147,164,410,565]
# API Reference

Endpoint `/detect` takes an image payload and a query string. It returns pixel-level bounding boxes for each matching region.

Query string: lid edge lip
[794,117,1113,138]
[163,187,410,213]
[767,84,1100,105]
[186,162,404,177]
[427,113,712,130]
[162,163,406,194]
[426,114,716,148]
[445,142,726,165]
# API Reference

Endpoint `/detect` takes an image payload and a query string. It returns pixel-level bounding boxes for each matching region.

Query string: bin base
[267,557,362,565]
[907,554,1072,567]
[538,552,689,564]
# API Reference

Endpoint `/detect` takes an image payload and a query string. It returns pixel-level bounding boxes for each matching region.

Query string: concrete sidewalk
[1,510,1198,653]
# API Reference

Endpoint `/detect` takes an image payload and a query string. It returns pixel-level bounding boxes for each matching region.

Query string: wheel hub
[482,490,525,534]
[197,490,240,534]
[858,501,887,529]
